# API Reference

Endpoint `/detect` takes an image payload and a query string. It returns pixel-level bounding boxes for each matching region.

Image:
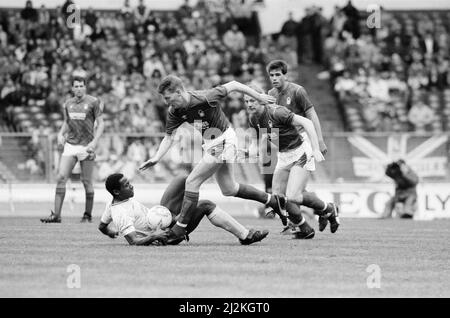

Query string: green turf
[0,217,449,297]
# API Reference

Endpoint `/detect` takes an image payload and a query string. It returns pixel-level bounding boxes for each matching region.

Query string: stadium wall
[1,183,448,219]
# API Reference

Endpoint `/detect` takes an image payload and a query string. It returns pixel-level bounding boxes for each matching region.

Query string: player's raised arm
[223,81,276,105]
[139,134,174,170]
[291,114,324,162]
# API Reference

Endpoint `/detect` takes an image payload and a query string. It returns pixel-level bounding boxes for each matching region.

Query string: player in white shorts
[41,77,104,223]
[138,75,288,244]
[267,60,332,232]
[245,84,340,238]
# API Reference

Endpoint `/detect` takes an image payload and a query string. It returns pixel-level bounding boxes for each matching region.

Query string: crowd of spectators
[0,0,275,182]
[321,2,450,132]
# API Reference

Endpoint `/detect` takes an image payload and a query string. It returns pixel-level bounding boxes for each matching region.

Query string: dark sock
[54,187,66,217]
[85,192,94,216]
[301,192,328,213]
[285,201,305,224]
[185,207,206,235]
[177,191,199,226]
[236,184,269,204]
[311,203,335,217]
[264,173,273,194]
[288,213,303,225]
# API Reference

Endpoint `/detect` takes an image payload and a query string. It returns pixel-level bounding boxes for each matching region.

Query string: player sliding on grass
[98,173,269,246]
[243,84,340,238]
[138,75,287,244]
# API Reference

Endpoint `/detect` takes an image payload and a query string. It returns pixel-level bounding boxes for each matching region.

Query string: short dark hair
[266,60,288,75]
[105,173,124,196]
[72,76,86,86]
[157,75,184,95]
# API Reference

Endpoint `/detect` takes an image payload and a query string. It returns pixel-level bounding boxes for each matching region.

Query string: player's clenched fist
[139,157,159,171]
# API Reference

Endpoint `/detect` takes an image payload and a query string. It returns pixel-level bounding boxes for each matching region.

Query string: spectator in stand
[134,0,150,25]
[408,94,435,133]
[223,24,246,53]
[367,71,390,102]
[0,25,8,48]
[334,71,356,99]
[178,0,193,20]
[329,6,346,36]
[279,12,298,52]
[97,152,125,182]
[298,7,314,64]
[341,0,360,39]
[311,6,327,64]
[21,0,38,22]
[143,53,166,79]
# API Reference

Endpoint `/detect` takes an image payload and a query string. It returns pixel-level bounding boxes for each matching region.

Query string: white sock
[207,207,249,240]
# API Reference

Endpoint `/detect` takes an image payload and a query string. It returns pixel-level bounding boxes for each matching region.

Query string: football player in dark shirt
[245,84,340,236]
[41,77,104,223]
[266,60,332,232]
[139,75,290,243]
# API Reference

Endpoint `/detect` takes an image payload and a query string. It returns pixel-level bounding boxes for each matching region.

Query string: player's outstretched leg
[198,200,269,245]
[215,163,287,223]
[41,156,77,223]
[165,159,222,242]
[272,166,314,239]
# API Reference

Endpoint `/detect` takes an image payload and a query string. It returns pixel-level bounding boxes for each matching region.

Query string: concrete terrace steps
[296,64,345,133]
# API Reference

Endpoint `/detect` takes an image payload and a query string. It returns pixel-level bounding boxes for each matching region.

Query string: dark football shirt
[63,94,103,146]
[249,104,303,152]
[165,86,230,138]
[268,82,313,117]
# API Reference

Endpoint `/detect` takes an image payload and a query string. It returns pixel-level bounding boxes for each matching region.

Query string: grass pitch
[0,216,449,297]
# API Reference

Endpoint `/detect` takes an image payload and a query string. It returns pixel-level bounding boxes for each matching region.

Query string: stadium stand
[325,8,450,133]
[0,0,267,183]
[1,1,449,183]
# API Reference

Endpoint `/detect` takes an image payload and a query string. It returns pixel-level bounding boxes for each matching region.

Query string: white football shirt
[100,198,153,236]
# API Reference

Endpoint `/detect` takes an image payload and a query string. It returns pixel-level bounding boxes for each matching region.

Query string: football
[146,205,172,230]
